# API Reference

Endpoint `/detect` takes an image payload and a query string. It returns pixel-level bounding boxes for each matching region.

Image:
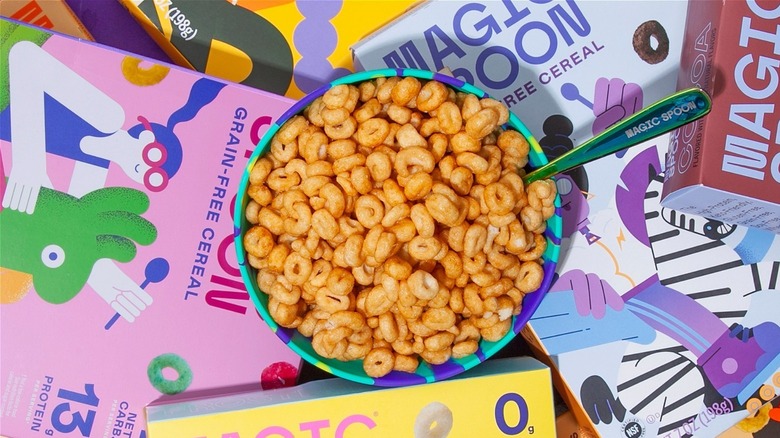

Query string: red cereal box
[661,0,780,234]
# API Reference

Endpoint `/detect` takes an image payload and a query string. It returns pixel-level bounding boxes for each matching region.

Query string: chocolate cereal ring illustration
[632,20,669,64]
[147,353,193,395]
[414,401,453,438]
[121,56,170,86]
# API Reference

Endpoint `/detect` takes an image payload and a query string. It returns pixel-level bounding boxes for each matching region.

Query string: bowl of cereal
[234,68,562,386]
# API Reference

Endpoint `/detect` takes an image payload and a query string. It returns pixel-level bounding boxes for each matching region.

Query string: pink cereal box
[0,18,301,438]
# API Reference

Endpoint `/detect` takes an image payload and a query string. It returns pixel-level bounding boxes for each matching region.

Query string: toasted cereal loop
[243,77,556,378]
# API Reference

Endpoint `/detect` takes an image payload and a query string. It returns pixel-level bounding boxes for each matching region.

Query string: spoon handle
[523,87,712,184]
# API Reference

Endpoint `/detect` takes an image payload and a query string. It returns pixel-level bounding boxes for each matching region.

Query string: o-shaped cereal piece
[363,347,395,378]
[396,123,428,148]
[276,115,309,144]
[410,204,436,238]
[404,173,434,201]
[515,260,544,292]
[324,116,357,140]
[416,80,449,112]
[244,226,274,258]
[147,353,192,395]
[315,287,352,314]
[366,150,393,182]
[283,252,313,287]
[408,270,440,301]
[465,107,499,139]
[425,193,463,228]
[480,98,510,125]
[384,256,413,281]
[413,402,454,438]
[354,98,382,123]
[484,182,516,215]
[382,203,411,228]
[327,267,355,296]
[391,76,422,106]
[356,118,391,147]
[435,101,463,135]
[422,307,457,331]
[322,107,351,126]
[463,223,488,258]
[311,209,339,241]
[122,56,171,86]
[355,194,385,228]
[323,84,352,109]
[408,236,443,262]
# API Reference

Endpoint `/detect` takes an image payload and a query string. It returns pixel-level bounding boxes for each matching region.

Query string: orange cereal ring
[484,182,516,215]
[355,194,385,228]
[387,103,413,124]
[408,236,443,262]
[391,76,422,106]
[363,347,395,378]
[121,56,170,86]
[463,223,488,258]
[514,261,544,292]
[356,118,391,147]
[343,234,366,267]
[376,77,400,104]
[408,270,440,301]
[366,150,393,182]
[315,287,352,313]
[465,107,499,139]
[354,98,382,123]
[395,123,428,148]
[416,80,449,112]
[324,116,357,140]
[243,226,274,258]
[403,173,434,201]
[422,307,457,331]
[381,203,411,228]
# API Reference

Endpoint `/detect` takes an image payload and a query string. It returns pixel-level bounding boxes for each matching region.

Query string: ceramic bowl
[234,68,562,386]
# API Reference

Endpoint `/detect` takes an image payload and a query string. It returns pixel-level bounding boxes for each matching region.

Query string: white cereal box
[352,0,688,155]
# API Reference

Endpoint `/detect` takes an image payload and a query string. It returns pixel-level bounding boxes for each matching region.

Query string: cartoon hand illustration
[580,375,627,425]
[0,186,156,304]
[1,167,52,214]
[592,78,643,135]
[90,259,153,323]
[550,269,624,319]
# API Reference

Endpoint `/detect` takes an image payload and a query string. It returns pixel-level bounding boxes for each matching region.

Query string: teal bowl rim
[234,68,563,387]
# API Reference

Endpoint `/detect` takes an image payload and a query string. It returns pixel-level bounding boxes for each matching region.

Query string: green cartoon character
[0,186,156,310]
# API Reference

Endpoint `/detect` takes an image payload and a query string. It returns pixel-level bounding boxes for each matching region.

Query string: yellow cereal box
[145,356,556,438]
[118,0,419,98]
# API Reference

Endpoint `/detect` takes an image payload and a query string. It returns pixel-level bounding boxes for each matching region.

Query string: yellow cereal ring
[121,56,170,86]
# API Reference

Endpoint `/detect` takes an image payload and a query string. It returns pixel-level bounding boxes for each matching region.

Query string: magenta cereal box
[351,0,688,152]
[0,19,302,437]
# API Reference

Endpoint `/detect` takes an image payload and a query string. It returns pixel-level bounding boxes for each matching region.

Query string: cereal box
[0,0,91,39]
[145,356,557,438]
[661,0,780,234]
[351,0,688,152]
[0,19,302,437]
[519,128,780,438]
[62,0,172,63]
[117,0,419,98]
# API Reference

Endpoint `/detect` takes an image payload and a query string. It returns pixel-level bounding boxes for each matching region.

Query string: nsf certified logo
[621,418,646,438]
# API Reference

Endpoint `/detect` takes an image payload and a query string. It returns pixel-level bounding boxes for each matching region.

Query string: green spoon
[523,87,712,184]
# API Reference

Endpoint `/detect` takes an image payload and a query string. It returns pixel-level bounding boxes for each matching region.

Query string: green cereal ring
[147,353,193,395]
